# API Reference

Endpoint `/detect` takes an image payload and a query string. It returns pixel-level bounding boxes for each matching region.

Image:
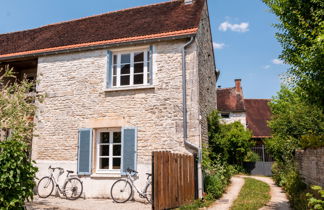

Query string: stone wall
[33,40,200,165]
[295,148,324,187]
[195,2,217,144]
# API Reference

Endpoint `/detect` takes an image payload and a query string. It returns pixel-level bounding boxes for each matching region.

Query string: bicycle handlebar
[127,168,138,174]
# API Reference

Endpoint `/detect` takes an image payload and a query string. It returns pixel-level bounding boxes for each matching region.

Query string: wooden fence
[152,151,195,210]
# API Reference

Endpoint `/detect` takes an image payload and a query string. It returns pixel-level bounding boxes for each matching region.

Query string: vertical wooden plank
[165,151,170,209]
[153,152,158,210]
[189,156,194,201]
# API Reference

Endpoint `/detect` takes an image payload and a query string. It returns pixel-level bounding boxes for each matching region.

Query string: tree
[207,111,253,165]
[0,65,40,209]
[262,0,324,108]
[266,86,324,161]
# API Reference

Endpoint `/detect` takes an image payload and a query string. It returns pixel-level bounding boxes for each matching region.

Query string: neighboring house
[0,0,217,199]
[217,79,272,141]
[216,79,246,127]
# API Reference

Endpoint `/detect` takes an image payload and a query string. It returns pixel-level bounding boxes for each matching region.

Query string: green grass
[231,178,271,210]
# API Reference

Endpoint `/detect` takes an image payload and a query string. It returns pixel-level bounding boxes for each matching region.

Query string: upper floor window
[111,50,151,87]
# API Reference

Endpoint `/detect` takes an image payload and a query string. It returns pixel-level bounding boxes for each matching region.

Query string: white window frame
[96,128,122,173]
[111,48,151,88]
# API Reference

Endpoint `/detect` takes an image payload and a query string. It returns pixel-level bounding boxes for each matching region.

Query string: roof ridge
[217,87,235,90]
[0,0,182,36]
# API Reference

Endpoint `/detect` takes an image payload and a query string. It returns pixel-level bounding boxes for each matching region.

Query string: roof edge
[0,28,197,61]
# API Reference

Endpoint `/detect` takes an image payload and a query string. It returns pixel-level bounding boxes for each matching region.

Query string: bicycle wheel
[111,179,133,203]
[144,182,152,204]
[37,176,54,198]
[63,177,83,200]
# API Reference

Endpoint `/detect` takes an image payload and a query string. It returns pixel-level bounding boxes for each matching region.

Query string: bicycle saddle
[67,170,74,174]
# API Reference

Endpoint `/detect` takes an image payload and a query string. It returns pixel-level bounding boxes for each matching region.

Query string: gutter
[181,36,199,153]
[182,36,204,198]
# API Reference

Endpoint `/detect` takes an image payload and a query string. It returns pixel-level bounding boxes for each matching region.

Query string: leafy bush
[208,110,253,166]
[307,186,324,210]
[271,161,308,209]
[0,140,38,209]
[243,151,260,162]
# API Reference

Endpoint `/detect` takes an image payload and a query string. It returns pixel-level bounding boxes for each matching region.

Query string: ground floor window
[96,129,122,172]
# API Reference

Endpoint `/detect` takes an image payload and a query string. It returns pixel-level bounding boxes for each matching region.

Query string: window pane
[134,74,143,85]
[113,158,121,169]
[134,63,144,73]
[100,132,109,143]
[113,65,117,75]
[113,132,121,143]
[113,145,121,156]
[121,64,130,75]
[121,75,130,86]
[134,52,144,62]
[121,54,130,64]
[100,145,109,156]
[99,158,109,169]
[113,55,117,64]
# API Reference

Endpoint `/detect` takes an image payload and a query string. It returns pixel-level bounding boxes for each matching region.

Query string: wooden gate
[152,151,195,210]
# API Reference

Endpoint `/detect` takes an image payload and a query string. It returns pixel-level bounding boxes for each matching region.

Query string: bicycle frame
[48,168,69,195]
[125,173,151,198]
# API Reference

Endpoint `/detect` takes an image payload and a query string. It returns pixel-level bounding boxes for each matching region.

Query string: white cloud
[218,21,249,32]
[213,42,225,49]
[272,59,284,65]
[263,65,271,69]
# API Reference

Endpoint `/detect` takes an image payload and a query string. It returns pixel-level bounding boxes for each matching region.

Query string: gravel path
[25,196,151,210]
[240,175,291,210]
[207,176,245,210]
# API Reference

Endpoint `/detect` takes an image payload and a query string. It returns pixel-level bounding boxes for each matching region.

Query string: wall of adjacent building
[196,2,217,144]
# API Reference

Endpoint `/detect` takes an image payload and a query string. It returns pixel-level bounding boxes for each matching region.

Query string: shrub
[306,186,324,210]
[243,151,260,162]
[0,140,38,209]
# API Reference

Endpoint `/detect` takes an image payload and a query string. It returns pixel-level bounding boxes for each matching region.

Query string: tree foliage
[262,0,324,108]
[207,110,253,165]
[0,66,40,209]
[266,86,324,161]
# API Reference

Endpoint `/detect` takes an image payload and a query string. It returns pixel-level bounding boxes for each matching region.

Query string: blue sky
[0,0,288,99]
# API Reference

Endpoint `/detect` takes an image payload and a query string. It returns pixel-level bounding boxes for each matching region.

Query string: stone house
[0,0,217,198]
[217,79,272,141]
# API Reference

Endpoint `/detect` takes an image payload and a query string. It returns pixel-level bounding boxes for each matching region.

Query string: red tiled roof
[244,99,272,138]
[217,87,245,112]
[0,0,205,59]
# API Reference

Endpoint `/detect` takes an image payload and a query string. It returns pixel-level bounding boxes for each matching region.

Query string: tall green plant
[0,65,40,209]
[262,0,324,108]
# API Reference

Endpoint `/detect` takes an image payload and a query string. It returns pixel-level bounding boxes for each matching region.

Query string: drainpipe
[182,36,203,198]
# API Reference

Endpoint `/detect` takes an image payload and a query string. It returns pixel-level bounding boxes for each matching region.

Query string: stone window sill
[90,173,121,178]
[104,85,155,92]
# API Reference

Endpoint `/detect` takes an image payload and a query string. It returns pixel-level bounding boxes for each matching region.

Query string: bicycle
[37,165,83,200]
[110,168,152,204]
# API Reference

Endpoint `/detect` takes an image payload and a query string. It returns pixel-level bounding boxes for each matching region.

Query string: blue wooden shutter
[149,46,153,85]
[121,127,137,174]
[77,128,92,175]
[107,50,113,88]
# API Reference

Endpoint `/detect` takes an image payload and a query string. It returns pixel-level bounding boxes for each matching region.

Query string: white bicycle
[110,168,152,203]
[37,166,83,200]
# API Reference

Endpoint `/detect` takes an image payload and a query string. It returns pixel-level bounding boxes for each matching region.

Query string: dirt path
[207,176,245,210]
[240,175,291,210]
[25,196,151,210]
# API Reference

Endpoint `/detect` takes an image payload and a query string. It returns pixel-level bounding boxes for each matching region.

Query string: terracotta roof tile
[217,87,245,112]
[244,99,272,138]
[0,0,205,59]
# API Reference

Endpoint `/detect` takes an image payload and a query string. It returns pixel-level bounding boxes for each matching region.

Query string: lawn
[231,177,271,210]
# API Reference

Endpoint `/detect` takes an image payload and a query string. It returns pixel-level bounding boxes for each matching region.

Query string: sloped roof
[0,0,205,60]
[217,87,245,112]
[244,99,272,138]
